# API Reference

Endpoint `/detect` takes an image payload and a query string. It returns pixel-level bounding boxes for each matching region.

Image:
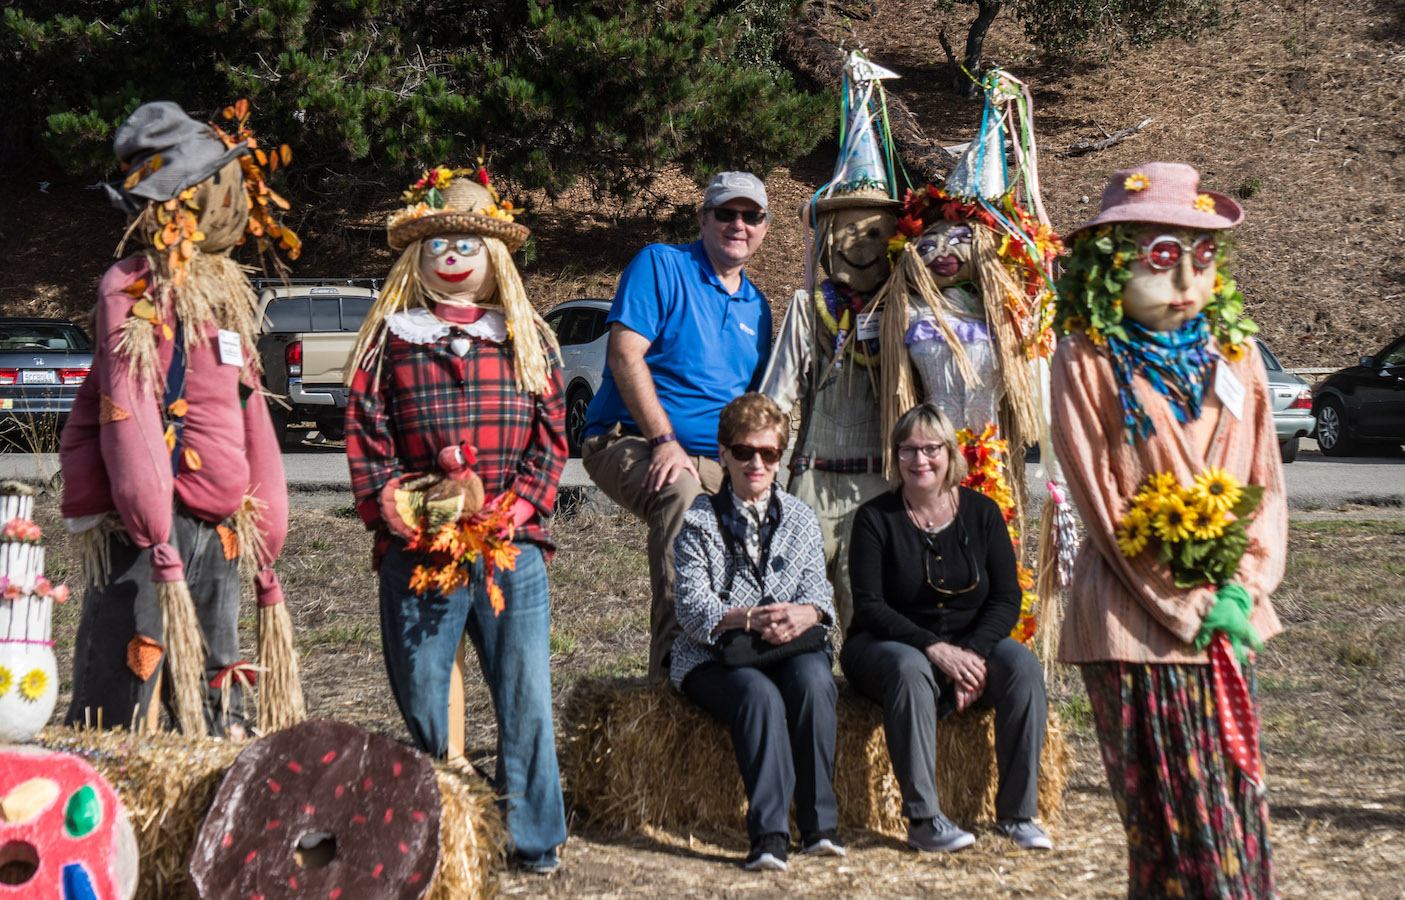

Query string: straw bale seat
[561,678,1070,837]
[36,726,505,899]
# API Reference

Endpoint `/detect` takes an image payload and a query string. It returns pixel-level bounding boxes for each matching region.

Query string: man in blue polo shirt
[582,171,773,682]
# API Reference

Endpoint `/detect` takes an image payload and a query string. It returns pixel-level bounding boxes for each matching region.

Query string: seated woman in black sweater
[843,401,1051,853]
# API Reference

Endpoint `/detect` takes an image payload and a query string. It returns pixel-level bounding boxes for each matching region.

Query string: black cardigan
[848,486,1021,658]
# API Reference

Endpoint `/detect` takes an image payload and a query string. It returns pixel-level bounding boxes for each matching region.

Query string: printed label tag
[855,311,880,341]
[1214,358,1245,420]
[217,329,244,367]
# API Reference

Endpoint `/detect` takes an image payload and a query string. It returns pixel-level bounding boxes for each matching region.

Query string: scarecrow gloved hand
[1194,583,1263,666]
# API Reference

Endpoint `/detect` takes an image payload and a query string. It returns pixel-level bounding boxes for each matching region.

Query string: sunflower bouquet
[1116,467,1263,588]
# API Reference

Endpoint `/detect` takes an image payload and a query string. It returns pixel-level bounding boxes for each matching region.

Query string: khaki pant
[582,425,725,683]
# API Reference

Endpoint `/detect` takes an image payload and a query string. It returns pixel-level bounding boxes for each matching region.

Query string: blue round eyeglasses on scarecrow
[1140,234,1217,271]
[426,236,485,257]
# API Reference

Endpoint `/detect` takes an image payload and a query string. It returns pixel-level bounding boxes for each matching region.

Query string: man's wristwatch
[648,432,678,447]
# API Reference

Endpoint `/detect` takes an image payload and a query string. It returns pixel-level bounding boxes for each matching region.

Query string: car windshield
[1256,340,1284,371]
[0,323,90,352]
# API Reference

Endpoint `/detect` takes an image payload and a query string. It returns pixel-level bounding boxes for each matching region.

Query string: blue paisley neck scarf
[1104,316,1216,441]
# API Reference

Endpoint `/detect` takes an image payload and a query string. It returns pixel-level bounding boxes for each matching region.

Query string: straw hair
[562,679,1069,836]
[889,401,969,490]
[871,245,977,479]
[157,578,208,736]
[1035,494,1066,679]
[346,237,560,395]
[34,727,504,900]
[972,223,1040,453]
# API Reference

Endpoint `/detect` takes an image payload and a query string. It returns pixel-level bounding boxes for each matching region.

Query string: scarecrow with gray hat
[581,170,773,684]
[760,51,902,631]
[59,100,303,739]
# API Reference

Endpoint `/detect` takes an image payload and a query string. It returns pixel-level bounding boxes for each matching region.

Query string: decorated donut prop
[0,746,138,899]
[189,720,441,899]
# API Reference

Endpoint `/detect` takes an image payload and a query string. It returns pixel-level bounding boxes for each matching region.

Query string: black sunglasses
[727,443,782,465]
[709,207,767,226]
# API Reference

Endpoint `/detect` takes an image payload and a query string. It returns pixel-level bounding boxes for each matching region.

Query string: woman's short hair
[889,401,968,489]
[718,392,790,449]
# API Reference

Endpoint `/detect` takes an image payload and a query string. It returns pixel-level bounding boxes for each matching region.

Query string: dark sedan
[0,318,93,446]
[1311,332,1405,456]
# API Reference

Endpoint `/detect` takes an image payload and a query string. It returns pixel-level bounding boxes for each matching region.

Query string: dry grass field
[34,492,1405,898]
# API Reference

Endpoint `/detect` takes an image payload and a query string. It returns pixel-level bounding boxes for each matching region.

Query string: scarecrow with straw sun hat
[345,162,568,874]
[1049,162,1285,898]
[59,99,303,740]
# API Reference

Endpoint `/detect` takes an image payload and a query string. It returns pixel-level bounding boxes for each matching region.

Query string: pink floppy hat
[1071,162,1243,236]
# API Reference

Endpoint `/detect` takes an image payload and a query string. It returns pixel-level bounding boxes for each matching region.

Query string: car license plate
[21,370,57,385]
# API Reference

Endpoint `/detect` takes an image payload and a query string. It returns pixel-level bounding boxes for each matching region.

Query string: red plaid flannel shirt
[346,328,567,558]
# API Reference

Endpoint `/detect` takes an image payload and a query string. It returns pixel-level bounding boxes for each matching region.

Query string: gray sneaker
[999,818,1053,850]
[906,815,976,853]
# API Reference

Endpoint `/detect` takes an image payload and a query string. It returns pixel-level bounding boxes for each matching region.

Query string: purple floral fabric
[1081,661,1276,900]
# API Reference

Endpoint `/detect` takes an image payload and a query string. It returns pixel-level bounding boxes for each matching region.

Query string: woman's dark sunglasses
[728,444,782,464]
[709,207,767,226]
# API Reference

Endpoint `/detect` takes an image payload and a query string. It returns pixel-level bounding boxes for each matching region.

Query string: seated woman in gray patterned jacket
[671,391,841,873]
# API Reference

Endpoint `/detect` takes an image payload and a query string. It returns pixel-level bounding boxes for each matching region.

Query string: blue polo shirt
[583,240,771,457]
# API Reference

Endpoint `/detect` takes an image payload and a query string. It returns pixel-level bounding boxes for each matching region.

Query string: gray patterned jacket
[670,488,836,687]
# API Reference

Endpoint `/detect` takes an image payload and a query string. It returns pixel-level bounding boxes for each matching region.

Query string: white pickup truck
[254,279,379,448]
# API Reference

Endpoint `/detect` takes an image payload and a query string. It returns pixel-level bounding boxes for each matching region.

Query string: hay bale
[562,678,1069,838]
[36,727,505,899]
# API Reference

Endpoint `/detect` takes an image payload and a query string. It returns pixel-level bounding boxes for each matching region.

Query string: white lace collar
[385,306,508,345]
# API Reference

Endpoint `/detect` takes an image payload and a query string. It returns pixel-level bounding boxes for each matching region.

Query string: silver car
[1256,338,1315,463]
[544,298,611,456]
[0,318,93,447]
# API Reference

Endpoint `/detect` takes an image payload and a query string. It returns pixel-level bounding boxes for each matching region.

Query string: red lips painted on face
[435,269,474,283]
[930,257,961,277]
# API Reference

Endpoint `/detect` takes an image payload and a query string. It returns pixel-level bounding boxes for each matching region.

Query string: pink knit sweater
[1050,332,1286,664]
[59,257,288,604]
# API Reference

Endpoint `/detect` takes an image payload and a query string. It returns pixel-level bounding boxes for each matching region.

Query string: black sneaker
[801,829,847,857]
[744,832,789,871]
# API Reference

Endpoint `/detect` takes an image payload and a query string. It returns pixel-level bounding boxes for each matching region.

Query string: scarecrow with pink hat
[1049,162,1285,897]
[344,164,567,873]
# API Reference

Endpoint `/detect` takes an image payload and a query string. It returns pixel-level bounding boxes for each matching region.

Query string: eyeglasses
[708,207,768,226]
[727,444,782,465]
[897,443,947,461]
[1141,234,1217,271]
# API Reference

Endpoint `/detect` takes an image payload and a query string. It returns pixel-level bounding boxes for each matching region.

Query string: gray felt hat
[103,101,248,214]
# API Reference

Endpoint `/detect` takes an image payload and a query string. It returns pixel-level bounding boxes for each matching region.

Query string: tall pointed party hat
[814,51,901,211]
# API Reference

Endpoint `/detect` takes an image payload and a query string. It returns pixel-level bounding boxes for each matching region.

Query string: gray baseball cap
[703,171,768,210]
[103,101,248,214]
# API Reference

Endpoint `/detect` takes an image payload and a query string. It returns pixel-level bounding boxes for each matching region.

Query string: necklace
[904,488,955,533]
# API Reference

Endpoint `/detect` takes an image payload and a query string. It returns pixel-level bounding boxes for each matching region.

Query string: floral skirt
[1081,662,1276,899]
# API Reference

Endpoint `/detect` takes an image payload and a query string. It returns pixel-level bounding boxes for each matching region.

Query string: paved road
[6,443,1402,511]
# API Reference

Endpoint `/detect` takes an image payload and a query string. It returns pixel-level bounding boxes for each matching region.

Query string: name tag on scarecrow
[218,330,244,367]
[855,311,880,341]
[1214,359,1245,420]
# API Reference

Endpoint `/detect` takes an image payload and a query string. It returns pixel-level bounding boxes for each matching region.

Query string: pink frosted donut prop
[0,746,138,899]
[189,720,441,900]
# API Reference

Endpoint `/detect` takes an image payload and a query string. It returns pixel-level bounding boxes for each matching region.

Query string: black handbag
[707,490,830,669]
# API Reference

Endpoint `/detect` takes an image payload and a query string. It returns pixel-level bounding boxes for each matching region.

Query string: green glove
[1194,583,1264,666]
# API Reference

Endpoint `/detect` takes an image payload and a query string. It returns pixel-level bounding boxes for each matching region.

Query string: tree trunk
[780,22,954,187]
[956,0,1004,99]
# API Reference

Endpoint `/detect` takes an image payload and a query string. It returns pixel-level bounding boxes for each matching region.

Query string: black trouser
[681,650,839,841]
[65,510,243,736]
[841,633,1046,821]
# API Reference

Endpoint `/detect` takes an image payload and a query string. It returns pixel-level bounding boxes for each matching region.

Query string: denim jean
[65,509,243,736]
[378,541,566,867]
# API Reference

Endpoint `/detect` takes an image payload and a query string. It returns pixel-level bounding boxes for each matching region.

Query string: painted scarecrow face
[820,206,897,294]
[1122,226,1219,332]
[915,220,975,287]
[419,233,497,304]
[191,159,250,255]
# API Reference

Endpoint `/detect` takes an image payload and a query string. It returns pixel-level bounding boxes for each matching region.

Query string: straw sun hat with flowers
[349,163,558,395]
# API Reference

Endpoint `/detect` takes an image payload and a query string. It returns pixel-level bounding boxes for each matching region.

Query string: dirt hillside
[1,0,1401,366]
